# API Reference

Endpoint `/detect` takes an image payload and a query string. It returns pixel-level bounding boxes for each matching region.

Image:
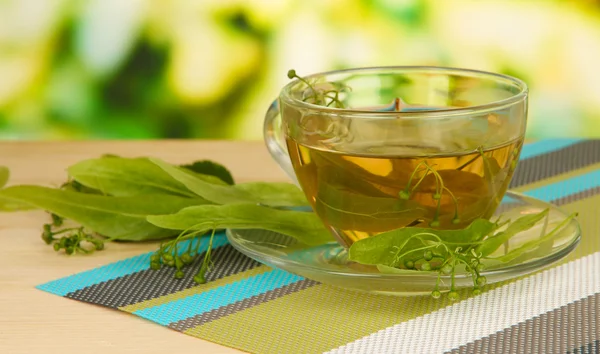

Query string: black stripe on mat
[66,244,261,308]
[447,286,600,354]
[510,140,600,188]
[554,186,600,207]
[492,185,600,216]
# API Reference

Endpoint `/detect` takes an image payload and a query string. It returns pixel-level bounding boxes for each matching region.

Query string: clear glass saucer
[226,191,581,296]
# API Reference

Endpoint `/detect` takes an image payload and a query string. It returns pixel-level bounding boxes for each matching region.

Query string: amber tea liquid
[287,138,523,248]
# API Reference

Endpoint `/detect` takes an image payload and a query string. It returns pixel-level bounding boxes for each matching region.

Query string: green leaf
[349,228,433,266]
[477,208,549,257]
[480,154,508,216]
[0,166,8,188]
[348,219,496,267]
[180,160,235,185]
[482,154,503,187]
[147,204,333,246]
[315,181,428,232]
[494,212,577,263]
[0,196,35,212]
[61,180,103,195]
[0,167,35,211]
[150,157,255,204]
[68,157,202,198]
[234,182,309,207]
[151,158,309,207]
[0,185,208,240]
[467,218,501,243]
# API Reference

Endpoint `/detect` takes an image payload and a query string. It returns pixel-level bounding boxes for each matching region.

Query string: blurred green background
[1,0,599,140]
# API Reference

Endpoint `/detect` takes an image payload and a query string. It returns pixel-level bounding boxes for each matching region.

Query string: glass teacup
[264,66,528,248]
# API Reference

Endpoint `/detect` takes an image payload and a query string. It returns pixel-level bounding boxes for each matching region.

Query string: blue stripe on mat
[36,234,229,296]
[133,269,304,325]
[519,139,583,160]
[523,168,600,202]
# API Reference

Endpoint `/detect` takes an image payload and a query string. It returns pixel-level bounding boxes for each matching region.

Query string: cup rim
[280,66,528,118]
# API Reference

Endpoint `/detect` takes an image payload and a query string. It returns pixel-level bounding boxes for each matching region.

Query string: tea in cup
[264,67,528,248]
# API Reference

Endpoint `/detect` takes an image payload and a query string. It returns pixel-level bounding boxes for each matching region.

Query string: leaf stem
[401,162,429,198]
[194,227,217,284]
[456,155,480,171]
[443,186,460,222]
[409,167,430,194]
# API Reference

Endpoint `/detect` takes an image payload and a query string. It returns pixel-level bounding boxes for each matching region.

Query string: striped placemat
[37,139,600,354]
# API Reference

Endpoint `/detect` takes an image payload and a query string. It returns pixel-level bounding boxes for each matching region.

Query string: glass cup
[264,66,528,248]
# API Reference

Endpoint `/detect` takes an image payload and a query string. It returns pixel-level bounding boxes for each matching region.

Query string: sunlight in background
[0,0,599,140]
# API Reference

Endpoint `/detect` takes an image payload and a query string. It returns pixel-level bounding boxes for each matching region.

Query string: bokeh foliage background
[1,0,599,140]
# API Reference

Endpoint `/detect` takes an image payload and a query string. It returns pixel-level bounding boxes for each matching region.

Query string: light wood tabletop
[0,141,287,354]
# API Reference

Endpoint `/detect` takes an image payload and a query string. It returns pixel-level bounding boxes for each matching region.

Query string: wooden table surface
[0,141,286,354]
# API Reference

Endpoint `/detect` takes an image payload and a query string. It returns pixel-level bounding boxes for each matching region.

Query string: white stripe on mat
[325,251,600,354]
